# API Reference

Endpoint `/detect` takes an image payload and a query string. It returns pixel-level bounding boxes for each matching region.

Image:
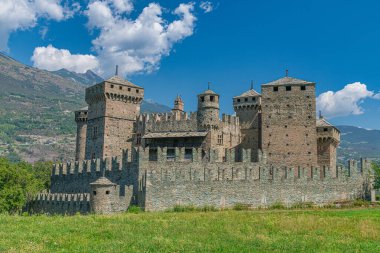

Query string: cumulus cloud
[200,1,213,13]
[30,1,197,76]
[32,45,100,73]
[317,82,380,118]
[0,0,76,51]
[88,1,197,76]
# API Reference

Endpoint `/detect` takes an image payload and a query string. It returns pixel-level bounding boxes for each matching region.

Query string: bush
[128,205,142,214]
[269,202,286,210]
[352,199,371,207]
[171,204,218,212]
[291,202,314,209]
[233,203,250,211]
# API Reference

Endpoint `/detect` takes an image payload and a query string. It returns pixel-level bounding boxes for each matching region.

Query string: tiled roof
[234,89,261,98]
[262,77,315,86]
[105,76,142,88]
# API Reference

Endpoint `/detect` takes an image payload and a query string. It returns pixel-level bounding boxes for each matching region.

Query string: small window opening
[128,88,131,91]
[149,148,158,161]
[217,134,223,145]
[201,96,205,102]
[252,97,256,101]
[119,86,122,90]
[244,98,248,102]
[136,89,139,93]
[110,84,114,88]
[167,148,175,161]
[210,96,215,102]
[237,98,241,102]
[184,148,193,160]
[301,86,306,90]
[324,128,328,132]
[273,86,279,92]
[286,86,292,91]
[106,191,110,195]
[93,191,97,195]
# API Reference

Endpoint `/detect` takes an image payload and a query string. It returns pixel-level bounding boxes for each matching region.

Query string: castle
[27,73,375,214]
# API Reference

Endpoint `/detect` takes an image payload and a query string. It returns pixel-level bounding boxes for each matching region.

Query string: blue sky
[2,0,380,129]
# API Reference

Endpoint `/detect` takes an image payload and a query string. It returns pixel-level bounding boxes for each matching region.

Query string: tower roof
[200,89,218,95]
[90,177,115,186]
[234,89,261,98]
[262,76,315,86]
[316,117,340,132]
[105,75,142,88]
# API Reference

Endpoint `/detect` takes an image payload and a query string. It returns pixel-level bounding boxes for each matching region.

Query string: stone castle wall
[26,193,91,215]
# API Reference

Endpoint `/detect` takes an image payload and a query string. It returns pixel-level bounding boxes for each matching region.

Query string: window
[106,191,110,195]
[252,97,256,101]
[286,86,291,91]
[110,84,114,88]
[93,126,98,139]
[273,86,279,92]
[136,133,142,145]
[201,96,205,102]
[324,128,328,132]
[210,96,215,102]
[285,125,288,128]
[167,148,175,161]
[237,98,241,102]
[149,149,158,161]
[245,98,248,102]
[185,149,193,160]
[136,89,139,93]
[93,191,97,195]
[128,88,131,91]
[119,86,122,90]
[301,86,306,90]
[217,134,223,145]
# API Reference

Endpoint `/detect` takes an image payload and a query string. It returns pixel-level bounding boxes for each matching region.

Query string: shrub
[291,202,314,209]
[128,205,142,214]
[198,205,218,212]
[233,203,250,211]
[269,202,285,210]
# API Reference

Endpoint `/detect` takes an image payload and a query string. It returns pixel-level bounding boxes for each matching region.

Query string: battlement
[25,192,90,215]
[221,114,240,126]
[137,112,198,124]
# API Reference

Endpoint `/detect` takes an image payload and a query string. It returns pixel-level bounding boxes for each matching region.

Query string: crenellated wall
[29,147,373,214]
[25,193,91,215]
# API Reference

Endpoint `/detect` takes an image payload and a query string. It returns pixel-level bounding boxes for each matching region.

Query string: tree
[372,162,380,189]
[0,158,51,214]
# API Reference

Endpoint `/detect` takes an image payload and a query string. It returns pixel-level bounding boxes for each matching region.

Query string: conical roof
[105,75,142,88]
[262,76,315,86]
[201,89,217,95]
[317,117,340,132]
[90,177,115,186]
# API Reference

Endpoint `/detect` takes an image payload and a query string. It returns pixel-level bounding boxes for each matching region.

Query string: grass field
[0,208,380,253]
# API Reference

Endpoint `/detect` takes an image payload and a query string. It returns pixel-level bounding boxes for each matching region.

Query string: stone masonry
[28,74,375,214]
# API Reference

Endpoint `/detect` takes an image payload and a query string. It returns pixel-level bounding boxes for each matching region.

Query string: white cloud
[0,0,75,51]
[317,82,380,118]
[86,1,196,76]
[200,1,213,13]
[32,45,100,73]
[30,1,197,76]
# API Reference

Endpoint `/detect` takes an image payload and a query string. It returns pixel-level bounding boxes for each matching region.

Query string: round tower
[75,107,88,161]
[90,177,116,214]
[197,86,220,129]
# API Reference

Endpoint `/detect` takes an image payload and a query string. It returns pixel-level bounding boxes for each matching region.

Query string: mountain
[142,99,171,113]
[52,69,103,86]
[337,125,380,163]
[0,52,171,162]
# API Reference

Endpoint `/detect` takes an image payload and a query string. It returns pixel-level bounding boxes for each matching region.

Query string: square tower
[85,76,144,159]
[261,76,317,168]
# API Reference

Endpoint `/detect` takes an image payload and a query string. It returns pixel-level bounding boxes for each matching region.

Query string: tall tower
[75,107,88,161]
[197,87,220,130]
[317,114,340,171]
[233,85,262,158]
[261,76,317,168]
[84,74,144,160]
[172,95,184,117]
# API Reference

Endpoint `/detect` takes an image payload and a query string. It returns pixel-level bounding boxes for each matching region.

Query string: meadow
[0,208,379,253]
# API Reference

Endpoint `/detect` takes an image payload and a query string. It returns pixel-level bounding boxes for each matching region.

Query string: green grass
[1,208,380,252]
